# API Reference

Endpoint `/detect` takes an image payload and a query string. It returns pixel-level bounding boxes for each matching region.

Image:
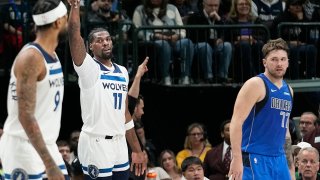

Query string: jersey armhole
[255,77,269,115]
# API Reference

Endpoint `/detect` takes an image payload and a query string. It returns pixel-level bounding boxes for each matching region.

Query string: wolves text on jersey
[102,82,128,92]
[49,77,64,88]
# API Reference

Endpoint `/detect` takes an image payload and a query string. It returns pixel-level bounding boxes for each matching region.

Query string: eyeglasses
[189,133,203,137]
[299,121,313,126]
[300,159,318,165]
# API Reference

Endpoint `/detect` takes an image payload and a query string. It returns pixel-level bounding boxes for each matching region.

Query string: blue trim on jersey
[82,166,113,173]
[28,42,58,63]
[93,59,123,74]
[5,172,43,179]
[100,74,126,82]
[49,67,63,75]
[114,161,129,168]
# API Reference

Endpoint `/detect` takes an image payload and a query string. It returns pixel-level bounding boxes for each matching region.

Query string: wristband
[125,120,134,130]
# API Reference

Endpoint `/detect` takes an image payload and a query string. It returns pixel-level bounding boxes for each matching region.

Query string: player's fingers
[130,163,134,172]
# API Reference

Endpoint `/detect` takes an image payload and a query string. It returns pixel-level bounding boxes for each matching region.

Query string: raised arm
[128,57,148,98]
[67,0,86,66]
[15,50,64,179]
[229,77,264,179]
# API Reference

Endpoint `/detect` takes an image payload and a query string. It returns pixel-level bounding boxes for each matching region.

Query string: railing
[131,24,270,85]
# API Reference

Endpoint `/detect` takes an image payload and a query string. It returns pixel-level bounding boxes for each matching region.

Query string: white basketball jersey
[76,54,128,136]
[4,43,64,144]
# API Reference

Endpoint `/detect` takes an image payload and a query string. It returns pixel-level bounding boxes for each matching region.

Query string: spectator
[132,0,194,85]
[145,150,171,180]
[57,140,73,177]
[271,0,317,79]
[251,0,286,29]
[135,121,158,167]
[292,141,312,176]
[299,111,318,142]
[1,0,33,75]
[203,120,231,180]
[187,0,233,84]
[181,156,209,180]
[159,149,183,180]
[296,147,320,180]
[68,130,80,164]
[176,123,212,169]
[87,0,132,41]
[170,0,197,23]
[225,0,265,82]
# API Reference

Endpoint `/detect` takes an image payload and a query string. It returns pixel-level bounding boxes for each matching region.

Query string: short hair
[297,146,319,162]
[220,119,231,133]
[262,38,289,58]
[32,0,61,29]
[57,140,70,148]
[88,27,109,43]
[300,111,318,125]
[181,156,203,172]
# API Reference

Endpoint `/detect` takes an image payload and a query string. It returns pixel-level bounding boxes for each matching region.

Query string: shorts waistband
[83,131,123,140]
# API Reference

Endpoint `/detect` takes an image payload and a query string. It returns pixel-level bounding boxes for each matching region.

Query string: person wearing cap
[67,0,146,179]
[0,0,68,179]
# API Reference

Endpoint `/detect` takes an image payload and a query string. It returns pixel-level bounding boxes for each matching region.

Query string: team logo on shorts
[88,165,99,179]
[11,168,28,180]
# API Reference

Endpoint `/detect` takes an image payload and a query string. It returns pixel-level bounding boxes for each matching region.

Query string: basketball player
[0,0,68,179]
[67,0,146,179]
[228,38,294,180]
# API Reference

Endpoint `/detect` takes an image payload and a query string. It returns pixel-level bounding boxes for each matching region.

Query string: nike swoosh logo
[271,89,277,92]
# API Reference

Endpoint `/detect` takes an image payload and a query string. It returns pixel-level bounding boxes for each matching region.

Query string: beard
[101,51,113,60]
[58,27,68,43]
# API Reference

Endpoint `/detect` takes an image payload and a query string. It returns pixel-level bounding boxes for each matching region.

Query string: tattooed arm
[67,0,86,66]
[15,49,64,179]
[285,128,295,180]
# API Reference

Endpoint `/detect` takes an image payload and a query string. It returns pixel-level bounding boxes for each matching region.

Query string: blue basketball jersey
[242,73,293,156]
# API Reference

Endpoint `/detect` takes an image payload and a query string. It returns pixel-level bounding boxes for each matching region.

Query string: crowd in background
[1,0,320,179]
[1,0,320,85]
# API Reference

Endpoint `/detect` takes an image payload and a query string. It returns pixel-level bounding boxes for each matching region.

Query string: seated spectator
[159,149,183,180]
[225,0,265,82]
[170,0,196,23]
[203,120,231,180]
[298,111,318,142]
[57,140,73,177]
[88,0,131,41]
[1,0,33,75]
[176,123,212,169]
[251,0,286,29]
[181,156,209,180]
[291,141,312,177]
[296,147,320,180]
[271,0,317,79]
[132,0,194,85]
[187,0,233,84]
[145,150,171,180]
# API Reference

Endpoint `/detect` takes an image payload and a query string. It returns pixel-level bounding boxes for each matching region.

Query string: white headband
[32,1,67,26]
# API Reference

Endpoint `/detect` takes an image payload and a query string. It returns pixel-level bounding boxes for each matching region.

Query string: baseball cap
[292,142,312,154]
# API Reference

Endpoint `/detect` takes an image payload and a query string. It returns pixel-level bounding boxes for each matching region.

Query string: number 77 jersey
[241,73,292,156]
